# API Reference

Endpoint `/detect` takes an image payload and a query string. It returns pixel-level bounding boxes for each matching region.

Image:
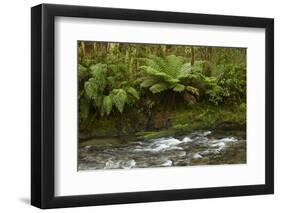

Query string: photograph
[30,2,274,209]
[78,41,247,171]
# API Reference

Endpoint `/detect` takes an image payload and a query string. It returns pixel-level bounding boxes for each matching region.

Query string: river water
[78,130,246,170]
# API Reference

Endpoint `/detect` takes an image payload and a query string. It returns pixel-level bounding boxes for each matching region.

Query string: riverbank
[136,103,246,140]
[79,103,246,143]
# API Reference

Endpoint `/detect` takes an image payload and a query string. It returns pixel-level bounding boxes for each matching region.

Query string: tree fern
[186,86,199,97]
[165,55,185,78]
[140,78,157,88]
[139,55,210,105]
[173,84,186,92]
[140,55,200,97]
[126,87,140,100]
[149,83,169,94]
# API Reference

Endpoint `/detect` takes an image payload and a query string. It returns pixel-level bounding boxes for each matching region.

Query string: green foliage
[89,64,107,91]
[149,83,169,94]
[111,89,128,113]
[84,78,97,99]
[203,64,246,105]
[173,84,186,92]
[139,55,201,103]
[205,83,225,105]
[186,86,199,96]
[217,64,246,103]
[140,78,157,88]
[140,55,185,85]
[102,95,113,116]
[77,41,247,135]
[78,64,88,78]
[80,61,140,118]
[126,87,140,100]
[79,98,89,121]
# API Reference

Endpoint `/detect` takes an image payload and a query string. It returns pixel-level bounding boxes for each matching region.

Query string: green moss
[91,118,119,137]
[136,103,246,140]
[171,103,246,129]
[80,108,148,140]
[81,102,246,142]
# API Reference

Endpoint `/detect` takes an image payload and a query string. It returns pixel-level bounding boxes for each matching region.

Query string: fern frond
[140,66,176,83]
[149,83,169,94]
[140,78,157,88]
[179,63,192,79]
[165,55,185,78]
[126,87,140,100]
[173,84,186,92]
[186,86,200,96]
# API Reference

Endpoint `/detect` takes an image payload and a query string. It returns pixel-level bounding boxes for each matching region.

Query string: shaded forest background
[78,41,246,141]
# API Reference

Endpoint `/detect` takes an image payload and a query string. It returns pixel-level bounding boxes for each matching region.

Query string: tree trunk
[191,47,195,66]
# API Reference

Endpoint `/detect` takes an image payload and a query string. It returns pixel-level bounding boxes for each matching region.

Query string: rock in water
[193,153,203,159]
[121,160,136,169]
[161,160,173,166]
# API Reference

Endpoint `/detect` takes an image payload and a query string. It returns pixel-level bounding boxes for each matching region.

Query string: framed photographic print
[31,3,274,209]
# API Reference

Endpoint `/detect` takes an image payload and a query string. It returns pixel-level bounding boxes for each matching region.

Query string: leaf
[126,87,140,100]
[140,66,175,83]
[102,95,113,116]
[140,55,187,88]
[107,76,115,87]
[179,63,192,78]
[149,83,168,94]
[84,80,94,99]
[94,96,104,109]
[112,89,128,113]
[166,55,185,77]
[81,58,93,67]
[140,56,166,73]
[173,84,185,92]
[140,78,157,88]
[84,78,105,111]
[78,64,88,78]
[186,86,199,97]
[89,63,107,92]
[139,55,201,99]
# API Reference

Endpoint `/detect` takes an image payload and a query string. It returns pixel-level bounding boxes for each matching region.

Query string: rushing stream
[78,130,246,170]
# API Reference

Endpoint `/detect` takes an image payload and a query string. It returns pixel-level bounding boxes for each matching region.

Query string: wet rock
[192,153,203,159]
[78,130,246,170]
[161,160,173,166]
[174,160,189,166]
[214,121,243,131]
[121,160,136,169]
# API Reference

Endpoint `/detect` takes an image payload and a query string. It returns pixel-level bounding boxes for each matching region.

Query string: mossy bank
[79,102,246,142]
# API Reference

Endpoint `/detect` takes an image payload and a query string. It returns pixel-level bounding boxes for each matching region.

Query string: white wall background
[0,0,279,212]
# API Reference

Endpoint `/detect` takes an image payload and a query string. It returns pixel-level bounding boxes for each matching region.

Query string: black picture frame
[31,3,274,209]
